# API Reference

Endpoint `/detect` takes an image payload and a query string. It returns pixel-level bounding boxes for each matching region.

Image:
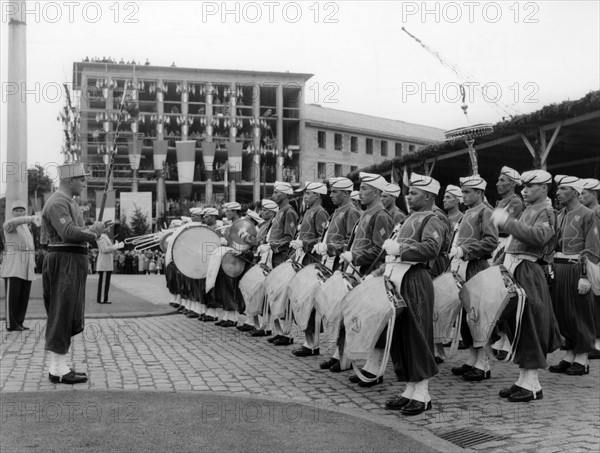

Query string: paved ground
[1,275,599,452]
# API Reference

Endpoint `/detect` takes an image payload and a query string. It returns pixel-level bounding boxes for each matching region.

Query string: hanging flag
[176,140,196,199]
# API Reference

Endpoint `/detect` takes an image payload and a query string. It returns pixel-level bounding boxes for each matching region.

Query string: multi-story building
[72,61,444,209]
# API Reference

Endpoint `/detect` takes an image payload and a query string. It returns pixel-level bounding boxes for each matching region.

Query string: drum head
[222,251,246,278]
[171,223,221,278]
[226,218,258,252]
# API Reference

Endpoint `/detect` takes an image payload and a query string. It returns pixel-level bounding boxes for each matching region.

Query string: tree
[28,164,53,208]
[130,205,150,236]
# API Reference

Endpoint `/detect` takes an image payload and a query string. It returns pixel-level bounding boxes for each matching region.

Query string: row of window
[317,131,416,157]
[316,162,359,180]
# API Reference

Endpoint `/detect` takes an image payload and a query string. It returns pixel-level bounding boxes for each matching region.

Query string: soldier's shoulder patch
[60,217,67,224]
[290,221,296,229]
[574,215,581,222]
[433,231,440,240]
[379,227,386,236]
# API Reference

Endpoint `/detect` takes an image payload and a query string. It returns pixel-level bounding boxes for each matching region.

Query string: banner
[176,140,196,198]
[202,141,217,179]
[127,138,143,171]
[120,192,153,233]
[227,142,243,182]
[153,139,168,171]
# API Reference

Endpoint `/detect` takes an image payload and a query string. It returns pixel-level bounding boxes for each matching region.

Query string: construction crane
[402,26,519,121]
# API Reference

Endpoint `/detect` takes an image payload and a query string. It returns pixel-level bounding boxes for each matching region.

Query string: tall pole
[6,2,28,218]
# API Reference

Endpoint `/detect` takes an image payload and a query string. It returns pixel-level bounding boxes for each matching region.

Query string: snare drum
[239,263,271,317]
[341,276,406,362]
[459,265,522,348]
[433,272,464,343]
[222,251,246,278]
[171,223,221,279]
[288,264,322,331]
[265,260,303,319]
[314,271,360,323]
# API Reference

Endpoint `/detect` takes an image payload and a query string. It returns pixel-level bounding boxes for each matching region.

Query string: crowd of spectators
[86,249,166,275]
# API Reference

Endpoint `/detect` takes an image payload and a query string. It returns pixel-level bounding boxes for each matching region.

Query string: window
[395,143,403,158]
[334,133,342,151]
[408,144,416,153]
[318,131,326,149]
[318,162,327,179]
[366,138,373,155]
[350,136,358,153]
[334,164,343,177]
[381,140,388,157]
[350,165,358,173]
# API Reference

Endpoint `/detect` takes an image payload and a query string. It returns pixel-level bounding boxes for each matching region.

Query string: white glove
[290,239,303,250]
[449,246,464,260]
[257,244,271,255]
[382,239,401,256]
[116,241,125,250]
[340,251,353,264]
[312,242,328,255]
[491,208,510,228]
[30,215,42,226]
[90,221,105,236]
[578,278,592,295]
[220,237,229,246]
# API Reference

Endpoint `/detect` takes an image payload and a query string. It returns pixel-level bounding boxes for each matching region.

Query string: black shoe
[451,364,473,376]
[215,320,225,326]
[385,396,411,410]
[435,356,444,364]
[495,350,508,361]
[6,326,25,332]
[237,324,255,332]
[349,370,373,384]
[499,384,523,398]
[401,400,432,416]
[565,362,589,376]
[48,369,87,379]
[21,326,30,330]
[198,314,206,320]
[103,301,112,305]
[220,320,237,327]
[267,334,282,343]
[48,371,88,385]
[177,307,185,313]
[320,358,339,369]
[203,315,217,322]
[186,312,199,318]
[330,362,345,372]
[273,336,294,346]
[169,302,180,308]
[251,329,272,337]
[508,388,543,402]
[463,368,491,381]
[358,376,383,387]
[549,360,572,373]
[96,301,103,304]
[292,346,319,357]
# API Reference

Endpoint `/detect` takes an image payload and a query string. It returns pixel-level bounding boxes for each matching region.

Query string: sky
[1,0,599,194]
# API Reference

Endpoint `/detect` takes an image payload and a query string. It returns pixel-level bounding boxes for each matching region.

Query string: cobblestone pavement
[1,278,598,452]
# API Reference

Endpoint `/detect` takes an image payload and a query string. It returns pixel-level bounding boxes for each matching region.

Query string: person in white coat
[96,226,124,304]
[1,201,38,331]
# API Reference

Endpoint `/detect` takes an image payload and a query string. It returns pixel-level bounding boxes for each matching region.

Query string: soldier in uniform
[579,178,600,352]
[494,167,525,260]
[549,175,599,375]
[258,182,299,345]
[41,163,106,384]
[449,175,499,382]
[350,190,362,211]
[290,182,330,357]
[315,178,362,371]
[383,173,444,415]
[491,170,562,402]
[201,208,223,322]
[343,172,393,386]
[443,185,464,229]
[382,183,407,226]
[2,200,38,331]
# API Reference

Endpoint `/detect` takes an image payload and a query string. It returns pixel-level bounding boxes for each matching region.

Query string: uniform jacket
[393,210,445,264]
[96,234,120,272]
[297,204,329,254]
[504,202,555,261]
[349,201,393,271]
[41,191,96,245]
[455,202,498,261]
[268,204,299,255]
[556,204,600,264]
[325,201,361,257]
[496,193,525,237]
[1,217,35,280]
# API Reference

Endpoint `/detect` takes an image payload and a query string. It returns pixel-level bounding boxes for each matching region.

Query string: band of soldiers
[38,162,600,415]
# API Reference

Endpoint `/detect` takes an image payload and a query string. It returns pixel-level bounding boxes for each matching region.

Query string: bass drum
[288,264,330,331]
[239,264,271,317]
[171,223,221,279]
[314,271,359,324]
[433,272,463,344]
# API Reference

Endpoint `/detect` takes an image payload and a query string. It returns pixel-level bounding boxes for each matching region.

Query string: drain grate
[437,428,506,448]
